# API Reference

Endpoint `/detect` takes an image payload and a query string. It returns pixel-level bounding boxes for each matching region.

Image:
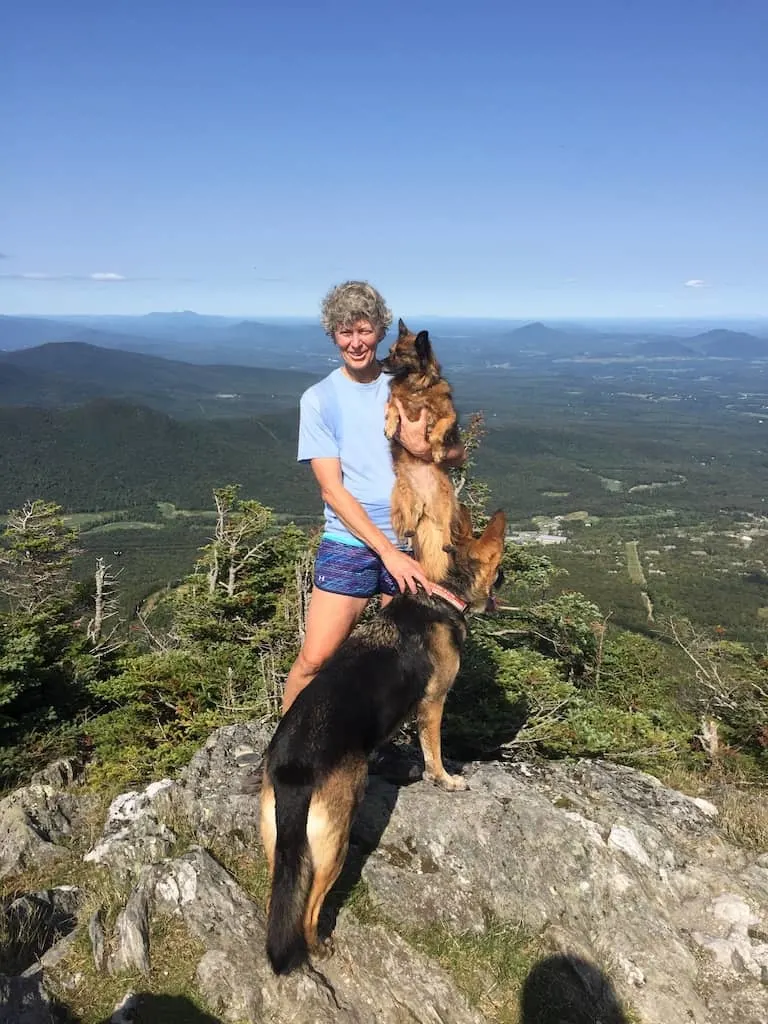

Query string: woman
[282,280,465,713]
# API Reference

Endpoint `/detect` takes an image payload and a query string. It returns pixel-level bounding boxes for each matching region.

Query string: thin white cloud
[684,279,707,289]
[1,271,130,282]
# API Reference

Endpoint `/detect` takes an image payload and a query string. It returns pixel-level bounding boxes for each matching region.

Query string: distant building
[507,531,567,546]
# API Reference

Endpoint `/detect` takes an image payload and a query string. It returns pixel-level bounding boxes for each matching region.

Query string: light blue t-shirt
[297,368,397,547]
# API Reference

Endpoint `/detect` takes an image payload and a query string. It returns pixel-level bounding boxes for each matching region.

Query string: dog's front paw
[425,771,469,792]
[432,446,447,464]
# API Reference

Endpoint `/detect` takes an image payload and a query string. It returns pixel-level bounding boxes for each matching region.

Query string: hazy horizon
[6,310,768,335]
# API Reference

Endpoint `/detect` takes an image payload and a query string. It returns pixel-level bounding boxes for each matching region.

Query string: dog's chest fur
[395,454,444,497]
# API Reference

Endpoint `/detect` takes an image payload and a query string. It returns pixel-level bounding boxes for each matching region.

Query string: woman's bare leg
[282,588,369,713]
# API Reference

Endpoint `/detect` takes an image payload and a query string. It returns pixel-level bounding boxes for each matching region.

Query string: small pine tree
[0,500,88,735]
[172,485,306,646]
[0,500,78,617]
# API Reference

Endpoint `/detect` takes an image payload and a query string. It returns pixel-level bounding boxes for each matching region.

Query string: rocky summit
[1,722,767,1023]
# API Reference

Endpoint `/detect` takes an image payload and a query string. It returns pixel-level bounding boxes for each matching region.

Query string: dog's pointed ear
[472,510,506,555]
[415,330,432,367]
[398,318,409,337]
[484,510,507,542]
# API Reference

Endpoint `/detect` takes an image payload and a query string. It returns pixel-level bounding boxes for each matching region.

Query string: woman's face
[333,318,383,376]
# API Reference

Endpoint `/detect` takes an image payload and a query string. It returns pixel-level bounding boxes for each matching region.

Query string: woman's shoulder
[301,368,342,403]
[300,370,345,428]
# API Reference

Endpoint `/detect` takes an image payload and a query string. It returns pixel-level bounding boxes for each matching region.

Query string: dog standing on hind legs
[259,509,507,975]
[380,319,462,581]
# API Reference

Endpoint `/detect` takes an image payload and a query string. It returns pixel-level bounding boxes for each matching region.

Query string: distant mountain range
[494,321,768,360]
[0,341,318,418]
[0,314,333,371]
[1,313,767,370]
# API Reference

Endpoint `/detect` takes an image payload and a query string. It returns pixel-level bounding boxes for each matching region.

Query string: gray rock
[88,909,107,972]
[354,758,768,1024]
[29,759,82,791]
[108,881,151,976]
[106,991,138,1023]
[0,784,79,881]
[113,845,485,1024]
[82,722,271,883]
[83,779,177,882]
[175,720,271,847]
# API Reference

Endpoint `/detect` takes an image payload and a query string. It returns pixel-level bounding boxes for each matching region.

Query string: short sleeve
[297,387,339,463]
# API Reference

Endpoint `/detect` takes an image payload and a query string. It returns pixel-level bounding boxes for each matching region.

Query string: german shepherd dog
[380,319,461,580]
[259,508,506,975]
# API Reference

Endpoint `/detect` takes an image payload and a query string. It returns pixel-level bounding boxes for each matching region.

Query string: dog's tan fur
[382,319,461,580]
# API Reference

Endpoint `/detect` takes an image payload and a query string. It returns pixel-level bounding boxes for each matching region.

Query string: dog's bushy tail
[266,771,314,975]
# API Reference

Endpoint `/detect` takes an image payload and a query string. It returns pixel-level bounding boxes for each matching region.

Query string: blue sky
[3,0,766,319]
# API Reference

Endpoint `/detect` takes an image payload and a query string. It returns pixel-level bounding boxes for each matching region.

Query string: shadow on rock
[1,888,81,976]
[520,954,628,1024]
[95,992,223,1023]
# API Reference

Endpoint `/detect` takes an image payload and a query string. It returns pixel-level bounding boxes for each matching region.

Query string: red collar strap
[429,583,468,614]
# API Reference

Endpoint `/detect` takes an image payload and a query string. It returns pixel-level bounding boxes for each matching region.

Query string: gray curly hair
[320,280,393,338]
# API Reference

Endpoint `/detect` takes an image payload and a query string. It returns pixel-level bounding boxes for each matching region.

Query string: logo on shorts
[318,574,326,582]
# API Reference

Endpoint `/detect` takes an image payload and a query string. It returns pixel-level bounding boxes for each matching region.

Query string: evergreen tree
[0,501,87,740]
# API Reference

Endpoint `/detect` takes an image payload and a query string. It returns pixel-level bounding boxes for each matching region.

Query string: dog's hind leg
[303,760,366,958]
[304,839,348,960]
[259,773,277,911]
[436,476,459,556]
[391,479,423,542]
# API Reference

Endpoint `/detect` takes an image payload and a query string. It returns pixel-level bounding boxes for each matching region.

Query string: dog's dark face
[380,318,438,378]
[458,509,507,613]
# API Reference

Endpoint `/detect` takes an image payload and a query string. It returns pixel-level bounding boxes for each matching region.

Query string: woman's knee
[295,645,331,679]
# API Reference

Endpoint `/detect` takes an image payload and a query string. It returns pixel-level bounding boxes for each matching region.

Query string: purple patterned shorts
[313,538,404,598]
